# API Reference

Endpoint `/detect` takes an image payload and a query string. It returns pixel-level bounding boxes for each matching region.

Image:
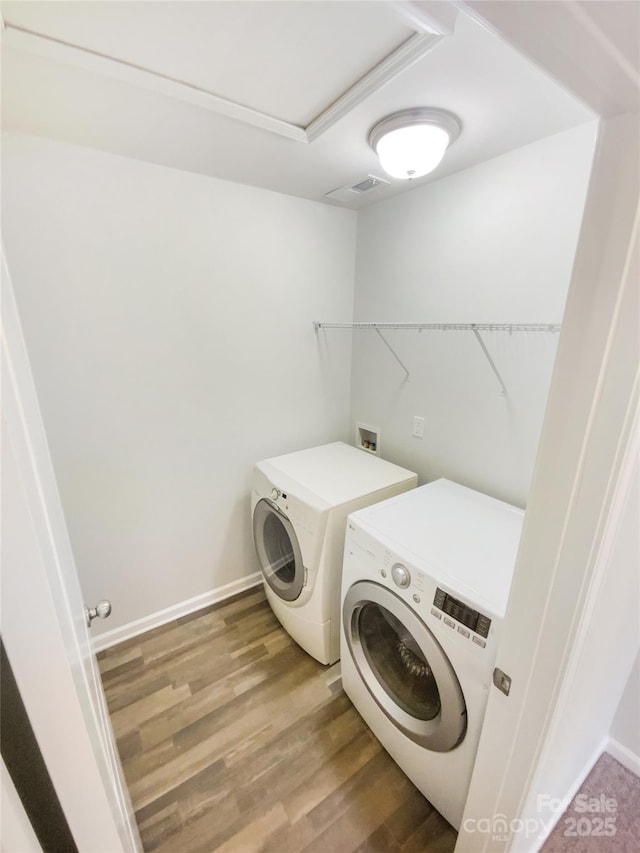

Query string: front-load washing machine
[251,442,417,665]
[340,479,524,829]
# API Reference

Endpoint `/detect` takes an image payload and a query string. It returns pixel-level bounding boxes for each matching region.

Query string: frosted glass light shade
[369,108,461,181]
[376,125,450,179]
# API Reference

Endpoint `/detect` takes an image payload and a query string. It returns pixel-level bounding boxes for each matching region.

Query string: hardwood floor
[98,587,457,852]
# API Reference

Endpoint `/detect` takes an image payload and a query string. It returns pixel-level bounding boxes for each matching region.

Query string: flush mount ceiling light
[368,108,462,180]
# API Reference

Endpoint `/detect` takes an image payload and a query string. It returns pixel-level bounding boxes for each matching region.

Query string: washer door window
[343,581,467,751]
[253,498,305,602]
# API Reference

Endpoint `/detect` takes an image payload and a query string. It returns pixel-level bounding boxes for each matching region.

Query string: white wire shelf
[313,322,561,332]
[312,320,562,392]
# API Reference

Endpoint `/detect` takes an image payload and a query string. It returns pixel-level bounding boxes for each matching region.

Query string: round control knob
[271,487,281,501]
[391,563,411,589]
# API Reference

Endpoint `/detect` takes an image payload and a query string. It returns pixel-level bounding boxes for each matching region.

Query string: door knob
[85,600,112,626]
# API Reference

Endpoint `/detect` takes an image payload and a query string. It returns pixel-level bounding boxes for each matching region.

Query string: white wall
[1,123,598,640]
[1,132,356,635]
[348,123,598,507]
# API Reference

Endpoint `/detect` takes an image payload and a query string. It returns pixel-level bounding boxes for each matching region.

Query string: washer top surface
[351,479,524,616]
[257,442,416,506]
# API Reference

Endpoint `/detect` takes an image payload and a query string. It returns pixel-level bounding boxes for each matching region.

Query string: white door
[1,252,140,852]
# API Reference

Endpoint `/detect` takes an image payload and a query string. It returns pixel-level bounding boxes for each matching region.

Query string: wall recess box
[355,422,381,456]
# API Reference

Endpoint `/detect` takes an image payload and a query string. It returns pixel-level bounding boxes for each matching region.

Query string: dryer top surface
[350,479,524,615]
[256,442,416,507]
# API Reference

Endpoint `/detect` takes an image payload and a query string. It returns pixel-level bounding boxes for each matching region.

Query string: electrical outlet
[413,416,424,439]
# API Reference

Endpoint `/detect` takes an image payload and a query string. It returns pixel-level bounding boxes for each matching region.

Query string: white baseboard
[606,737,640,778]
[91,572,262,653]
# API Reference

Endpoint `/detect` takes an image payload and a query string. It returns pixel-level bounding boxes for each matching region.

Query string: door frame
[456,3,640,851]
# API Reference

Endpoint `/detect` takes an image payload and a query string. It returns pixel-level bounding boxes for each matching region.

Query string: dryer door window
[253,499,305,602]
[343,581,467,751]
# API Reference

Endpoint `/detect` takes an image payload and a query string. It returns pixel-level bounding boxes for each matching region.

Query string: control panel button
[412,594,421,604]
[444,617,456,629]
[431,608,442,620]
[391,564,411,589]
[271,487,281,501]
[472,636,487,648]
[457,626,470,638]
[476,615,491,638]
[433,588,446,609]
[381,569,387,579]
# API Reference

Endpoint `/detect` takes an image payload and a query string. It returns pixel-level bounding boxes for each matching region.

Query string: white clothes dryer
[340,479,524,829]
[251,442,417,665]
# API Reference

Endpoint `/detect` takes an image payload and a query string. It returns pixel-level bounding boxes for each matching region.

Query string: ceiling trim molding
[306,32,443,142]
[2,21,445,145]
[389,1,457,36]
[2,24,309,142]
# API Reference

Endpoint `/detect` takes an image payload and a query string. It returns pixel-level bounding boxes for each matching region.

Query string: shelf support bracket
[472,326,507,396]
[313,321,561,394]
[375,328,410,381]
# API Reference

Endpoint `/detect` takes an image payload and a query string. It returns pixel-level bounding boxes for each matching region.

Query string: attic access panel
[1,1,432,132]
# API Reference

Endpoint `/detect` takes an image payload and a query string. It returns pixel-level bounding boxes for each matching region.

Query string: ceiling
[1,1,597,208]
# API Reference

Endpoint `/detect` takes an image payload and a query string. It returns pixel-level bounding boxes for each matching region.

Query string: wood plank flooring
[98,587,457,853]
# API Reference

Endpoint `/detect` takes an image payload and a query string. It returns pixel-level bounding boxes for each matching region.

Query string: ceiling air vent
[325,174,389,202]
[351,175,386,192]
